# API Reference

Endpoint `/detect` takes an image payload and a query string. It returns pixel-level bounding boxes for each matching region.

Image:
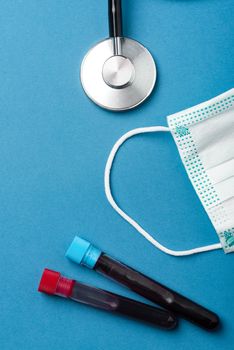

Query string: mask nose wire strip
[104,126,222,256]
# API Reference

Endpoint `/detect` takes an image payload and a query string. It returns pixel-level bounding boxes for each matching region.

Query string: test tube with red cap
[38,268,177,329]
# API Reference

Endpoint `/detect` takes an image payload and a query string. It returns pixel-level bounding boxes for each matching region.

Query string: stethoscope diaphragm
[80,0,156,111]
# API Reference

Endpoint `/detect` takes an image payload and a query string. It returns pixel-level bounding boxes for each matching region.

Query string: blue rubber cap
[65,236,102,269]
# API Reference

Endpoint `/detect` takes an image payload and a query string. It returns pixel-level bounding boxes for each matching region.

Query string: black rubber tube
[108,0,123,37]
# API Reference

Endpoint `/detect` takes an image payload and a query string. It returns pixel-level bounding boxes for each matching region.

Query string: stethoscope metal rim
[80,37,157,111]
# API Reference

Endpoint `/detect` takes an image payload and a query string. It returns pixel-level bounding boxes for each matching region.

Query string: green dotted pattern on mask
[168,93,234,253]
[223,229,234,248]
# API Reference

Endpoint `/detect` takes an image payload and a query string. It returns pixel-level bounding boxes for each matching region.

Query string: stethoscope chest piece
[80,1,156,111]
[81,37,156,111]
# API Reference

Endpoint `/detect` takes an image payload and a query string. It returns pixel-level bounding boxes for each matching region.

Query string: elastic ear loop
[104,126,222,256]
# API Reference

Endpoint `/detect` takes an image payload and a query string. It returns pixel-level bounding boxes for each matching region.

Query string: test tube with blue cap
[66,236,220,330]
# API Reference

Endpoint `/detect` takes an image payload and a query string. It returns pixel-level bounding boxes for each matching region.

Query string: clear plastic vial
[38,268,177,330]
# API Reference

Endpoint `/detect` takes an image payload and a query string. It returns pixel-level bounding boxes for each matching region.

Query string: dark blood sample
[66,236,220,330]
[38,268,177,330]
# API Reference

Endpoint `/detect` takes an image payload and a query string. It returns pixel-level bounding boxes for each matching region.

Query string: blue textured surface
[0,1,233,349]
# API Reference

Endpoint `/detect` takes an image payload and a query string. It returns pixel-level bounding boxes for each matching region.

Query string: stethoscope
[80,0,156,111]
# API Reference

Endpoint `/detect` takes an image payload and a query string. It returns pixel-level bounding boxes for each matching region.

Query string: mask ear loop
[104,126,222,256]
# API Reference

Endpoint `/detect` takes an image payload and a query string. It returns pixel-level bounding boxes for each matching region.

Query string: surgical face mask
[104,89,234,256]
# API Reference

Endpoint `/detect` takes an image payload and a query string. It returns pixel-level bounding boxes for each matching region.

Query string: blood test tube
[38,268,177,330]
[66,236,220,330]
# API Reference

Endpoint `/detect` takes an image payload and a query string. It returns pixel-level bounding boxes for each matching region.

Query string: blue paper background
[0,1,233,349]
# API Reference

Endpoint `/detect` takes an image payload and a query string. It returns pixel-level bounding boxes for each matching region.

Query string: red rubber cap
[38,269,60,295]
